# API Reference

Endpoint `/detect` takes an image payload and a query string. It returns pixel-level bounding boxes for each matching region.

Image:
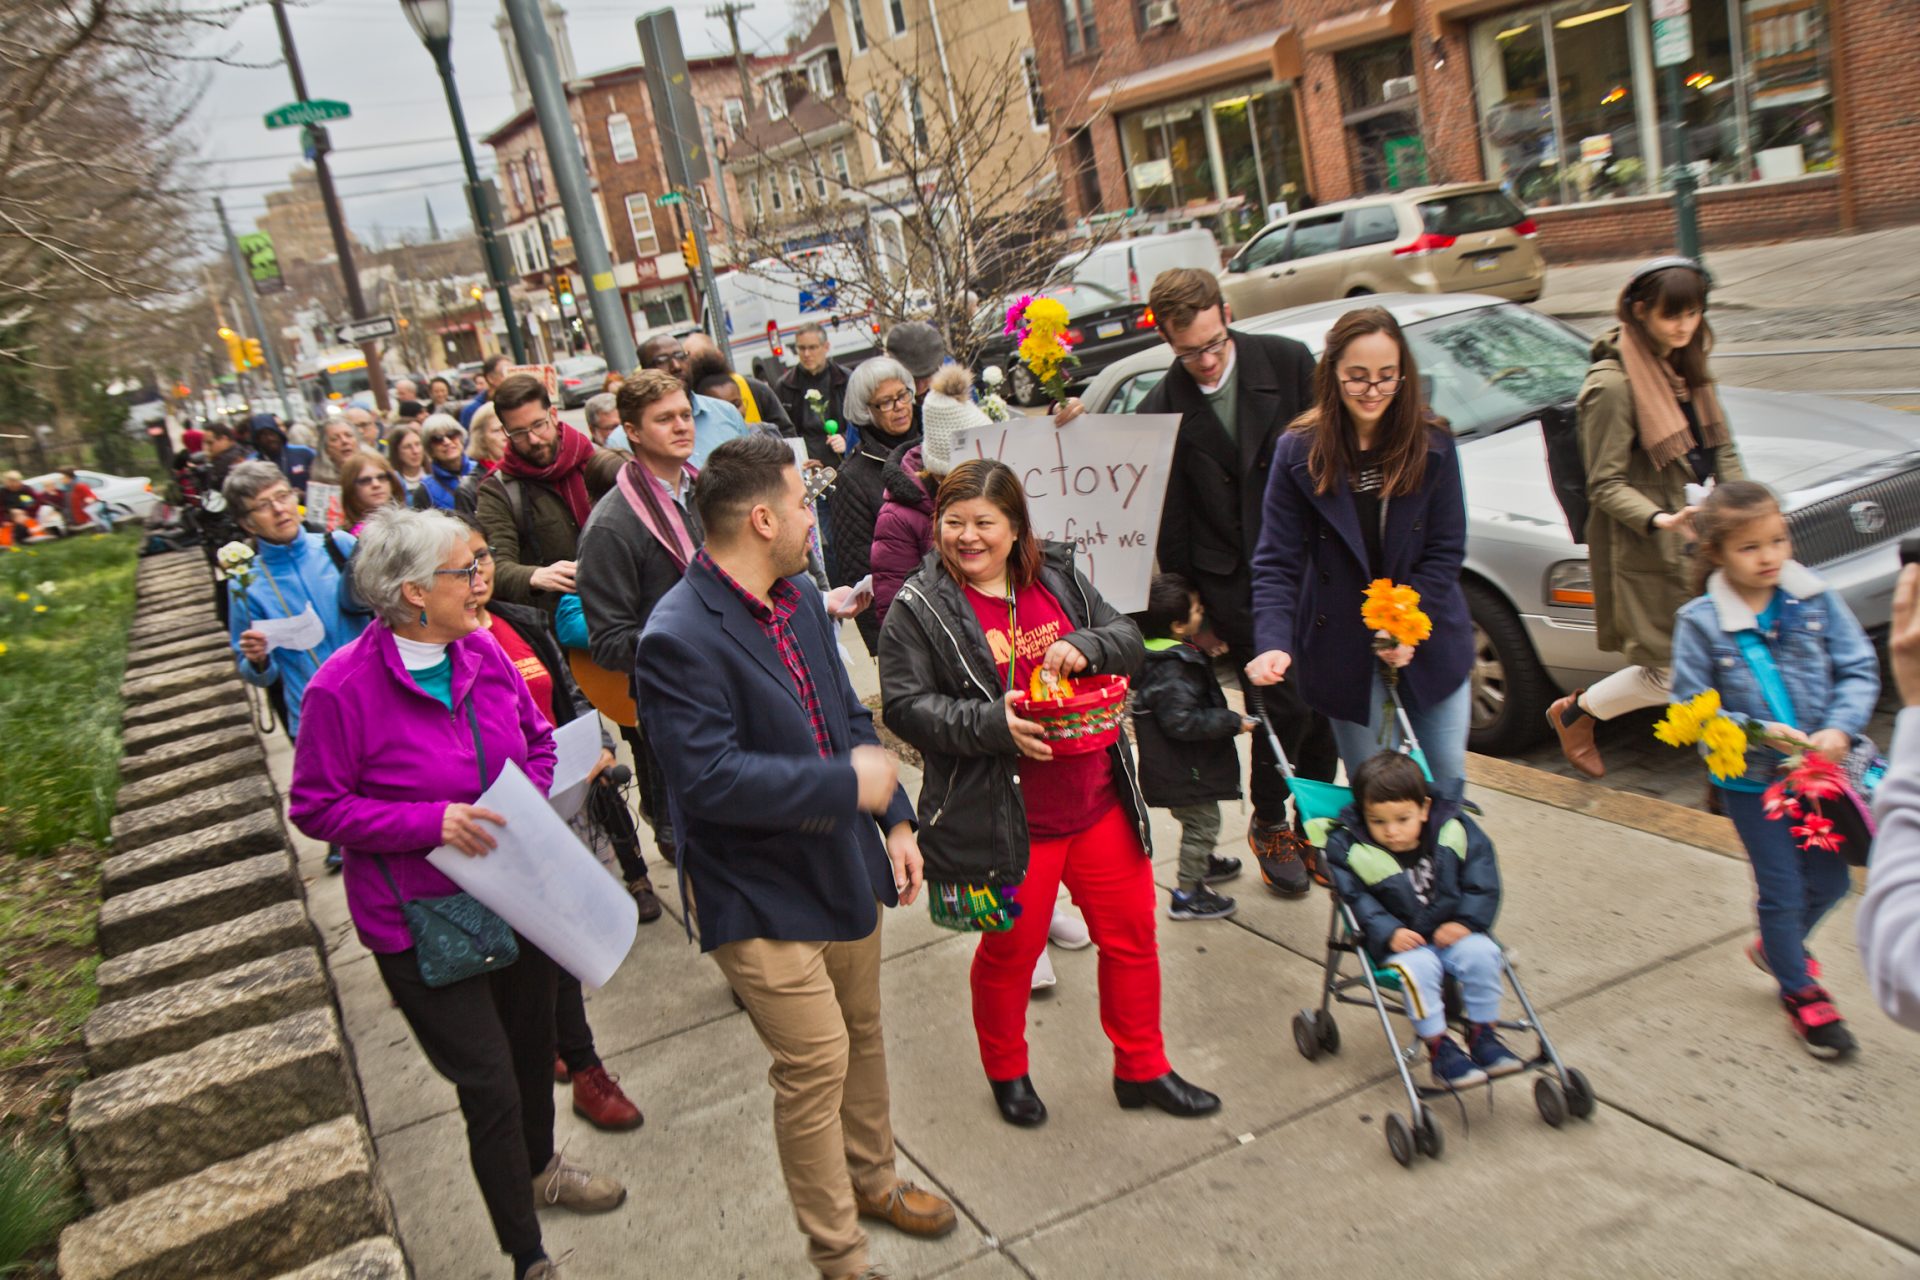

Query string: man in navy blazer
[635,433,955,1278]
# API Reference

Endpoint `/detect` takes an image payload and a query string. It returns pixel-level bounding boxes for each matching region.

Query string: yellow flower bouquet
[1006,295,1079,406]
[1653,689,1794,782]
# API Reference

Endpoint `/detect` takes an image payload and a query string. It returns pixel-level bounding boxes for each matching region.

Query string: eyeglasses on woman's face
[352,473,391,489]
[1339,374,1404,395]
[247,487,299,516]
[872,389,913,415]
[434,557,490,591]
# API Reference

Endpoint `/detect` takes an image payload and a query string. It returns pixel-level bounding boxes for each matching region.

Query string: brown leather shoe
[855,1180,957,1238]
[1546,692,1605,779]
[629,877,663,924]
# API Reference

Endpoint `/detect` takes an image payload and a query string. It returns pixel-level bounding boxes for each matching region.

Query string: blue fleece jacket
[227,530,369,738]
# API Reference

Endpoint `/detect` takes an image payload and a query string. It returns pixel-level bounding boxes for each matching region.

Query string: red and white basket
[1010,674,1130,757]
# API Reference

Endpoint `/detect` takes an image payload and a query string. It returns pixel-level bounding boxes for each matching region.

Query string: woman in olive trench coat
[1548,258,1745,778]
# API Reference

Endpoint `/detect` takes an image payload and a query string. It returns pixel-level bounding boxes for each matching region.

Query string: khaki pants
[712,910,896,1278]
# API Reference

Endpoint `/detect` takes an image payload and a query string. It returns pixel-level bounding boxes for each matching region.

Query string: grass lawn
[0,531,142,1273]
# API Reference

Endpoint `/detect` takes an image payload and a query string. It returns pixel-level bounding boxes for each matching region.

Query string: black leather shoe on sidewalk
[1113,1071,1220,1117]
[989,1074,1048,1127]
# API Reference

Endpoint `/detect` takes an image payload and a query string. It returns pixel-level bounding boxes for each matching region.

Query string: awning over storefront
[1086,27,1301,116]
[1424,0,1526,28]
[1303,0,1412,54]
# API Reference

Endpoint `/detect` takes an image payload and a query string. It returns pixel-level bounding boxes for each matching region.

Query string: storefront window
[1118,82,1307,245]
[1338,40,1427,193]
[1471,0,1836,207]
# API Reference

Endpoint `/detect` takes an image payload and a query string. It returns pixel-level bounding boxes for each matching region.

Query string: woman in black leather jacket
[878,459,1219,1129]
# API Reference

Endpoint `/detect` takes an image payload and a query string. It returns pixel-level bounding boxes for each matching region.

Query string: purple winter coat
[869,442,937,629]
[288,620,557,953]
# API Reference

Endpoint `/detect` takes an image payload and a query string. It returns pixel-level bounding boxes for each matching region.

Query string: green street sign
[264,99,351,129]
[656,192,685,206]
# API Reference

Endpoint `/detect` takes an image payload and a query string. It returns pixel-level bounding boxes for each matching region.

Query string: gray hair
[583,392,618,424]
[794,323,827,344]
[421,414,464,447]
[844,356,914,427]
[222,459,291,514]
[468,403,503,462]
[352,507,469,628]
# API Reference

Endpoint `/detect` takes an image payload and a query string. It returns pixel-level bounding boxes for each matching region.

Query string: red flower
[1785,753,1847,801]
[1761,781,1803,821]
[1790,811,1842,854]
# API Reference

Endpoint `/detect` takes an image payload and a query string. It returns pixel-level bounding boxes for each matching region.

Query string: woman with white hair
[831,354,921,654]
[419,414,474,511]
[287,508,627,1280]
[460,402,508,513]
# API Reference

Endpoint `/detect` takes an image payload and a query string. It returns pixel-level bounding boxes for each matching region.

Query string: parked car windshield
[1408,304,1591,438]
[1098,302,1591,435]
[1417,190,1527,236]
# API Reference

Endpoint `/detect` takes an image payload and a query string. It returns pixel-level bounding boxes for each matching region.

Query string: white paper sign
[953,414,1180,612]
[427,760,638,988]
[253,603,325,653]
[545,714,603,822]
[304,481,342,531]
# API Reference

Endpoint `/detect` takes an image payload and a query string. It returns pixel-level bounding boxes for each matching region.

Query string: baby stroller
[1250,687,1595,1167]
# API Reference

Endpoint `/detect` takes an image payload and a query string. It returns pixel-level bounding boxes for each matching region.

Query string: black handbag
[375,698,519,987]
[1538,400,1589,545]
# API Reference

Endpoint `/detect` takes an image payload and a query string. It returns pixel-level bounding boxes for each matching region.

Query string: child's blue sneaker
[1427,1036,1488,1090]
[1466,1023,1525,1077]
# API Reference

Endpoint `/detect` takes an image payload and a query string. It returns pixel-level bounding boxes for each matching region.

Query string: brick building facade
[1033,0,1917,261]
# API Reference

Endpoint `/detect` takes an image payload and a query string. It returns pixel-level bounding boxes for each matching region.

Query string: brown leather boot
[1547,692,1605,778]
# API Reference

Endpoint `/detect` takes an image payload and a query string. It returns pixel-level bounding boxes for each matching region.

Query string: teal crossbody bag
[374,697,519,987]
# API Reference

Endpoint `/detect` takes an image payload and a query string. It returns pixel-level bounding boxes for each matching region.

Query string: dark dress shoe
[989,1074,1048,1127]
[1113,1071,1220,1117]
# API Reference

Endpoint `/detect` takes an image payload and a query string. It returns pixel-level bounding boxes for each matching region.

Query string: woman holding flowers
[1668,480,1878,1060]
[1246,307,1473,801]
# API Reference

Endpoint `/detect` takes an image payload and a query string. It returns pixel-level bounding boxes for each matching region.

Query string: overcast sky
[190,0,793,249]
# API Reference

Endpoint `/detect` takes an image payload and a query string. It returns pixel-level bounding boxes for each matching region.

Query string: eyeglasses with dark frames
[1172,335,1231,366]
[1339,375,1405,395]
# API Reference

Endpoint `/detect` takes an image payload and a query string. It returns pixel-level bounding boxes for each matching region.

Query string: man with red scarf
[475,373,629,612]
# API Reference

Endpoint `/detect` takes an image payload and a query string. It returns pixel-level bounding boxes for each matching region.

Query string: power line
[184,135,466,165]
[206,157,489,192]
[219,175,475,211]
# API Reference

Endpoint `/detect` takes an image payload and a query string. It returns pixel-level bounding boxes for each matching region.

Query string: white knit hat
[919,366,989,476]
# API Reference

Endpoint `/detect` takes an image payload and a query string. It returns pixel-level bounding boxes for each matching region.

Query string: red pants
[971,803,1171,1083]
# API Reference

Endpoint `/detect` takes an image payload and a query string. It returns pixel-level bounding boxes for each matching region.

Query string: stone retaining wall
[57,552,408,1280]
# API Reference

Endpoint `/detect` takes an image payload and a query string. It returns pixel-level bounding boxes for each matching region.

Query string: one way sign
[334,315,398,344]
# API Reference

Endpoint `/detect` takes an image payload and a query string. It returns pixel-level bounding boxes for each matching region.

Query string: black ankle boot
[1113,1071,1220,1117]
[989,1074,1048,1127]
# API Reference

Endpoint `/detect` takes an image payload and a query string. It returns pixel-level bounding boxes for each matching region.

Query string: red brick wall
[1032,0,1915,250]
[1530,174,1842,262]
[577,74,673,269]
[1831,0,1920,231]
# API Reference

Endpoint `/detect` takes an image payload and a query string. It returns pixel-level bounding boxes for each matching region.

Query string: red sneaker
[572,1064,645,1131]
[1746,938,1823,982]
[1782,986,1856,1060]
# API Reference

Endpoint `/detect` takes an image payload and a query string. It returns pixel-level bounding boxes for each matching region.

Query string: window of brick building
[1336,38,1426,194]
[625,192,658,257]
[1061,0,1097,56]
[1069,128,1102,214]
[725,97,747,138]
[1022,50,1048,129]
[608,113,639,164]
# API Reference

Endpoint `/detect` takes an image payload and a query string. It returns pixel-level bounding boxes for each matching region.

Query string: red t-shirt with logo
[963,579,1118,839]
[487,613,555,729]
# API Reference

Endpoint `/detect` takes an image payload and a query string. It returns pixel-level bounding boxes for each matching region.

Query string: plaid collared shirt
[698,550,831,759]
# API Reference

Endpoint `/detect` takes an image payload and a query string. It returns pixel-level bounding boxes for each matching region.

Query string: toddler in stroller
[1320,753,1520,1090]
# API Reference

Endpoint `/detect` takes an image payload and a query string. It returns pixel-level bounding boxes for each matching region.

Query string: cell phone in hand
[1901,535,1920,569]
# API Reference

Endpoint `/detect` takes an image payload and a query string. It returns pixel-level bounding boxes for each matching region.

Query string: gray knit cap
[884,321,947,379]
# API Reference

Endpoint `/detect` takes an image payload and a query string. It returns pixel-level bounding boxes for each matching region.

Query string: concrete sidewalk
[261,678,1920,1279]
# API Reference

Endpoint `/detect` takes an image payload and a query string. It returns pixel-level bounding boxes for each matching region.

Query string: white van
[716,249,883,382]
[1054,227,1224,303]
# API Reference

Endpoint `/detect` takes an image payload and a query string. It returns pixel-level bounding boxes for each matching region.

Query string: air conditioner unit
[1143,0,1177,26]
[1383,75,1418,100]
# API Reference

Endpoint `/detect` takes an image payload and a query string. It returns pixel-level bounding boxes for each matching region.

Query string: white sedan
[26,470,162,524]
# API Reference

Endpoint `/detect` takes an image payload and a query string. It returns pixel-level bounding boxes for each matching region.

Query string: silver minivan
[1083,293,1917,755]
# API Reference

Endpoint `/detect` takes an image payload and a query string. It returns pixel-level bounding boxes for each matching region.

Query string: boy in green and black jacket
[1132,574,1248,921]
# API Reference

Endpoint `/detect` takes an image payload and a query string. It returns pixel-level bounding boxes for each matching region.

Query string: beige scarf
[1617,323,1726,470]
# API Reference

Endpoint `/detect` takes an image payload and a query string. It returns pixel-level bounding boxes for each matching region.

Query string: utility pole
[1652,0,1702,262]
[709,2,757,105]
[638,10,729,346]
[501,0,639,374]
[214,196,299,422]
[269,0,390,410]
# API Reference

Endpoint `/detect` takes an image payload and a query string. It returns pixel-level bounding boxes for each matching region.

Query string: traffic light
[243,338,265,369]
[682,229,699,270]
[559,281,574,309]
[218,326,245,372]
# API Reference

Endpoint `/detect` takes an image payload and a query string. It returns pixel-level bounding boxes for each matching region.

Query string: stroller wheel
[1563,1068,1595,1120]
[1414,1106,1444,1159]
[1534,1076,1568,1128]
[1291,1011,1321,1062]
[1316,1011,1341,1055]
[1384,1112,1415,1167]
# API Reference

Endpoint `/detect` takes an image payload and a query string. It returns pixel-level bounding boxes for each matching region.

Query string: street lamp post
[401,0,527,364]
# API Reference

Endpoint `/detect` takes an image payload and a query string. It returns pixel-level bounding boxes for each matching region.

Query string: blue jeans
[1722,787,1851,994]
[1383,932,1504,1039]
[1329,672,1471,803]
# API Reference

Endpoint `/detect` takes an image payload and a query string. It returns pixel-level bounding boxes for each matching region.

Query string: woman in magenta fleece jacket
[288,507,622,1280]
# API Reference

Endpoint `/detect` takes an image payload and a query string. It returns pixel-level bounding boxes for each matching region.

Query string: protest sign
[953,414,1179,612]
[303,481,342,532]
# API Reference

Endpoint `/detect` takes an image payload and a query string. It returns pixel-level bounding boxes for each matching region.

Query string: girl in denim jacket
[1671,481,1880,1059]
